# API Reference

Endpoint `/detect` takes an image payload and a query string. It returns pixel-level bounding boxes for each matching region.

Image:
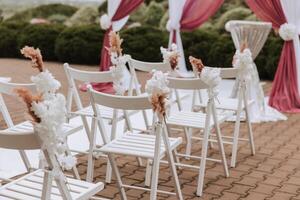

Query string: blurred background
[0,0,281,80]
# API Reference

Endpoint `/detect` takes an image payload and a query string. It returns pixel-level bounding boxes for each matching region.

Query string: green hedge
[55,25,104,65]
[18,24,64,60]
[6,4,78,23]
[121,26,168,62]
[0,23,282,80]
[0,26,18,57]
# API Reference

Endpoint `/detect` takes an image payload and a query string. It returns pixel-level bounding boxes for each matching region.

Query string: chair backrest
[0,81,37,127]
[225,20,272,59]
[128,58,171,73]
[0,81,36,96]
[127,58,171,95]
[220,68,239,79]
[167,77,210,90]
[63,63,114,111]
[89,87,152,111]
[0,131,41,150]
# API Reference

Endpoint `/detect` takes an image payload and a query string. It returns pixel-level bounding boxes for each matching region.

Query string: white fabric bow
[200,67,221,99]
[279,23,297,41]
[166,19,181,32]
[100,14,112,30]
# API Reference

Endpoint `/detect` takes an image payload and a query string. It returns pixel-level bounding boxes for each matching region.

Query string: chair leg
[145,159,152,187]
[244,96,255,156]
[87,118,97,182]
[19,150,32,172]
[212,106,229,177]
[231,90,243,168]
[161,128,183,200]
[184,127,192,159]
[196,102,212,197]
[107,154,127,200]
[196,126,210,196]
[150,153,160,200]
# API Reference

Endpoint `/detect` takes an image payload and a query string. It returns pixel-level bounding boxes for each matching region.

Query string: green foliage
[216,7,252,30]
[143,2,164,27]
[129,3,147,24]
[121,26,168,62]
[55,25,104,65]
[0,26,18,57]
[144,0,166,5]
[65,6,98,27]
[6,4,77,23]
[98,1,107,15]
[0,9,3,22]
[159,12,168,30]
[18,24,64,60]
[48,14,69,24]
[0,21,29,32]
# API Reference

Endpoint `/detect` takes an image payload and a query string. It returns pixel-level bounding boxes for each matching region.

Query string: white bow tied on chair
[279,23,297,41]
[233,48,254,82]
[200,67,222,101]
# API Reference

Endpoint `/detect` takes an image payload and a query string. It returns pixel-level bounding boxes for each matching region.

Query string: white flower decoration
[145,70,170,96]
[31,70,77,171]
[233,48,253,81]
[100,14,112,30]
[200,67,221,98]
[279,23,297,41]
[31,69,61,97]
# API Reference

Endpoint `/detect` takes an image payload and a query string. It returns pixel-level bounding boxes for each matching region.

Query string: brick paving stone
[251,183,279,195]
[240,192,270,200]
[267,192,296,200]
[1,58,300,199]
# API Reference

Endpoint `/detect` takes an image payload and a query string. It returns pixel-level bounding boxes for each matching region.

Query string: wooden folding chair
[0,81,82,179]
[166,76,231,196]
[87,87,183,200]
[0,130,104,199]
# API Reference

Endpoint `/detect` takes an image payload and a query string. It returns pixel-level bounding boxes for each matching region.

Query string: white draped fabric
[106,0,129,32]
[167,0,187,72]
[103,0,131,89]
[280,0,300,94]
[225,20,287,122]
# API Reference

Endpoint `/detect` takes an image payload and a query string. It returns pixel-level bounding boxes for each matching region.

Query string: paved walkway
[1,58,300,200]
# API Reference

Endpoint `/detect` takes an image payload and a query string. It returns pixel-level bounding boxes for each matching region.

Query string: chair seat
[5,121,82,137]
[167,111,233,129]
[98,133,182,159]
[74,105,141,121]
[0,169,104,200]
[198,98,255,111]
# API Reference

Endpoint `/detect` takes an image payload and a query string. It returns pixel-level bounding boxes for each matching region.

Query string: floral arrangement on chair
[106,31,130,95]
[15,46,77,172]
[189,56,204,77]
[145,70,170,119]
[160,43,180,77]
[189,55,221,99]
[232,42,254,82]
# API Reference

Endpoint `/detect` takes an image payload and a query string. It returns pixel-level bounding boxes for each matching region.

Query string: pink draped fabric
[90,0,143,93]
[246,0,300,112]
[171,0,224,42]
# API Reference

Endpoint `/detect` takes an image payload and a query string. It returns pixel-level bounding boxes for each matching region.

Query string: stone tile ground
[1,58,300,199]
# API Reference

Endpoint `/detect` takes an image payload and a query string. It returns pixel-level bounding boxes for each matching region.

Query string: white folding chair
[0,81,82,179]
[87,87,183,200]
[63,64,143,183]
[0,130,104,199]
[166,76,230,196]
[203,68,255,168]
